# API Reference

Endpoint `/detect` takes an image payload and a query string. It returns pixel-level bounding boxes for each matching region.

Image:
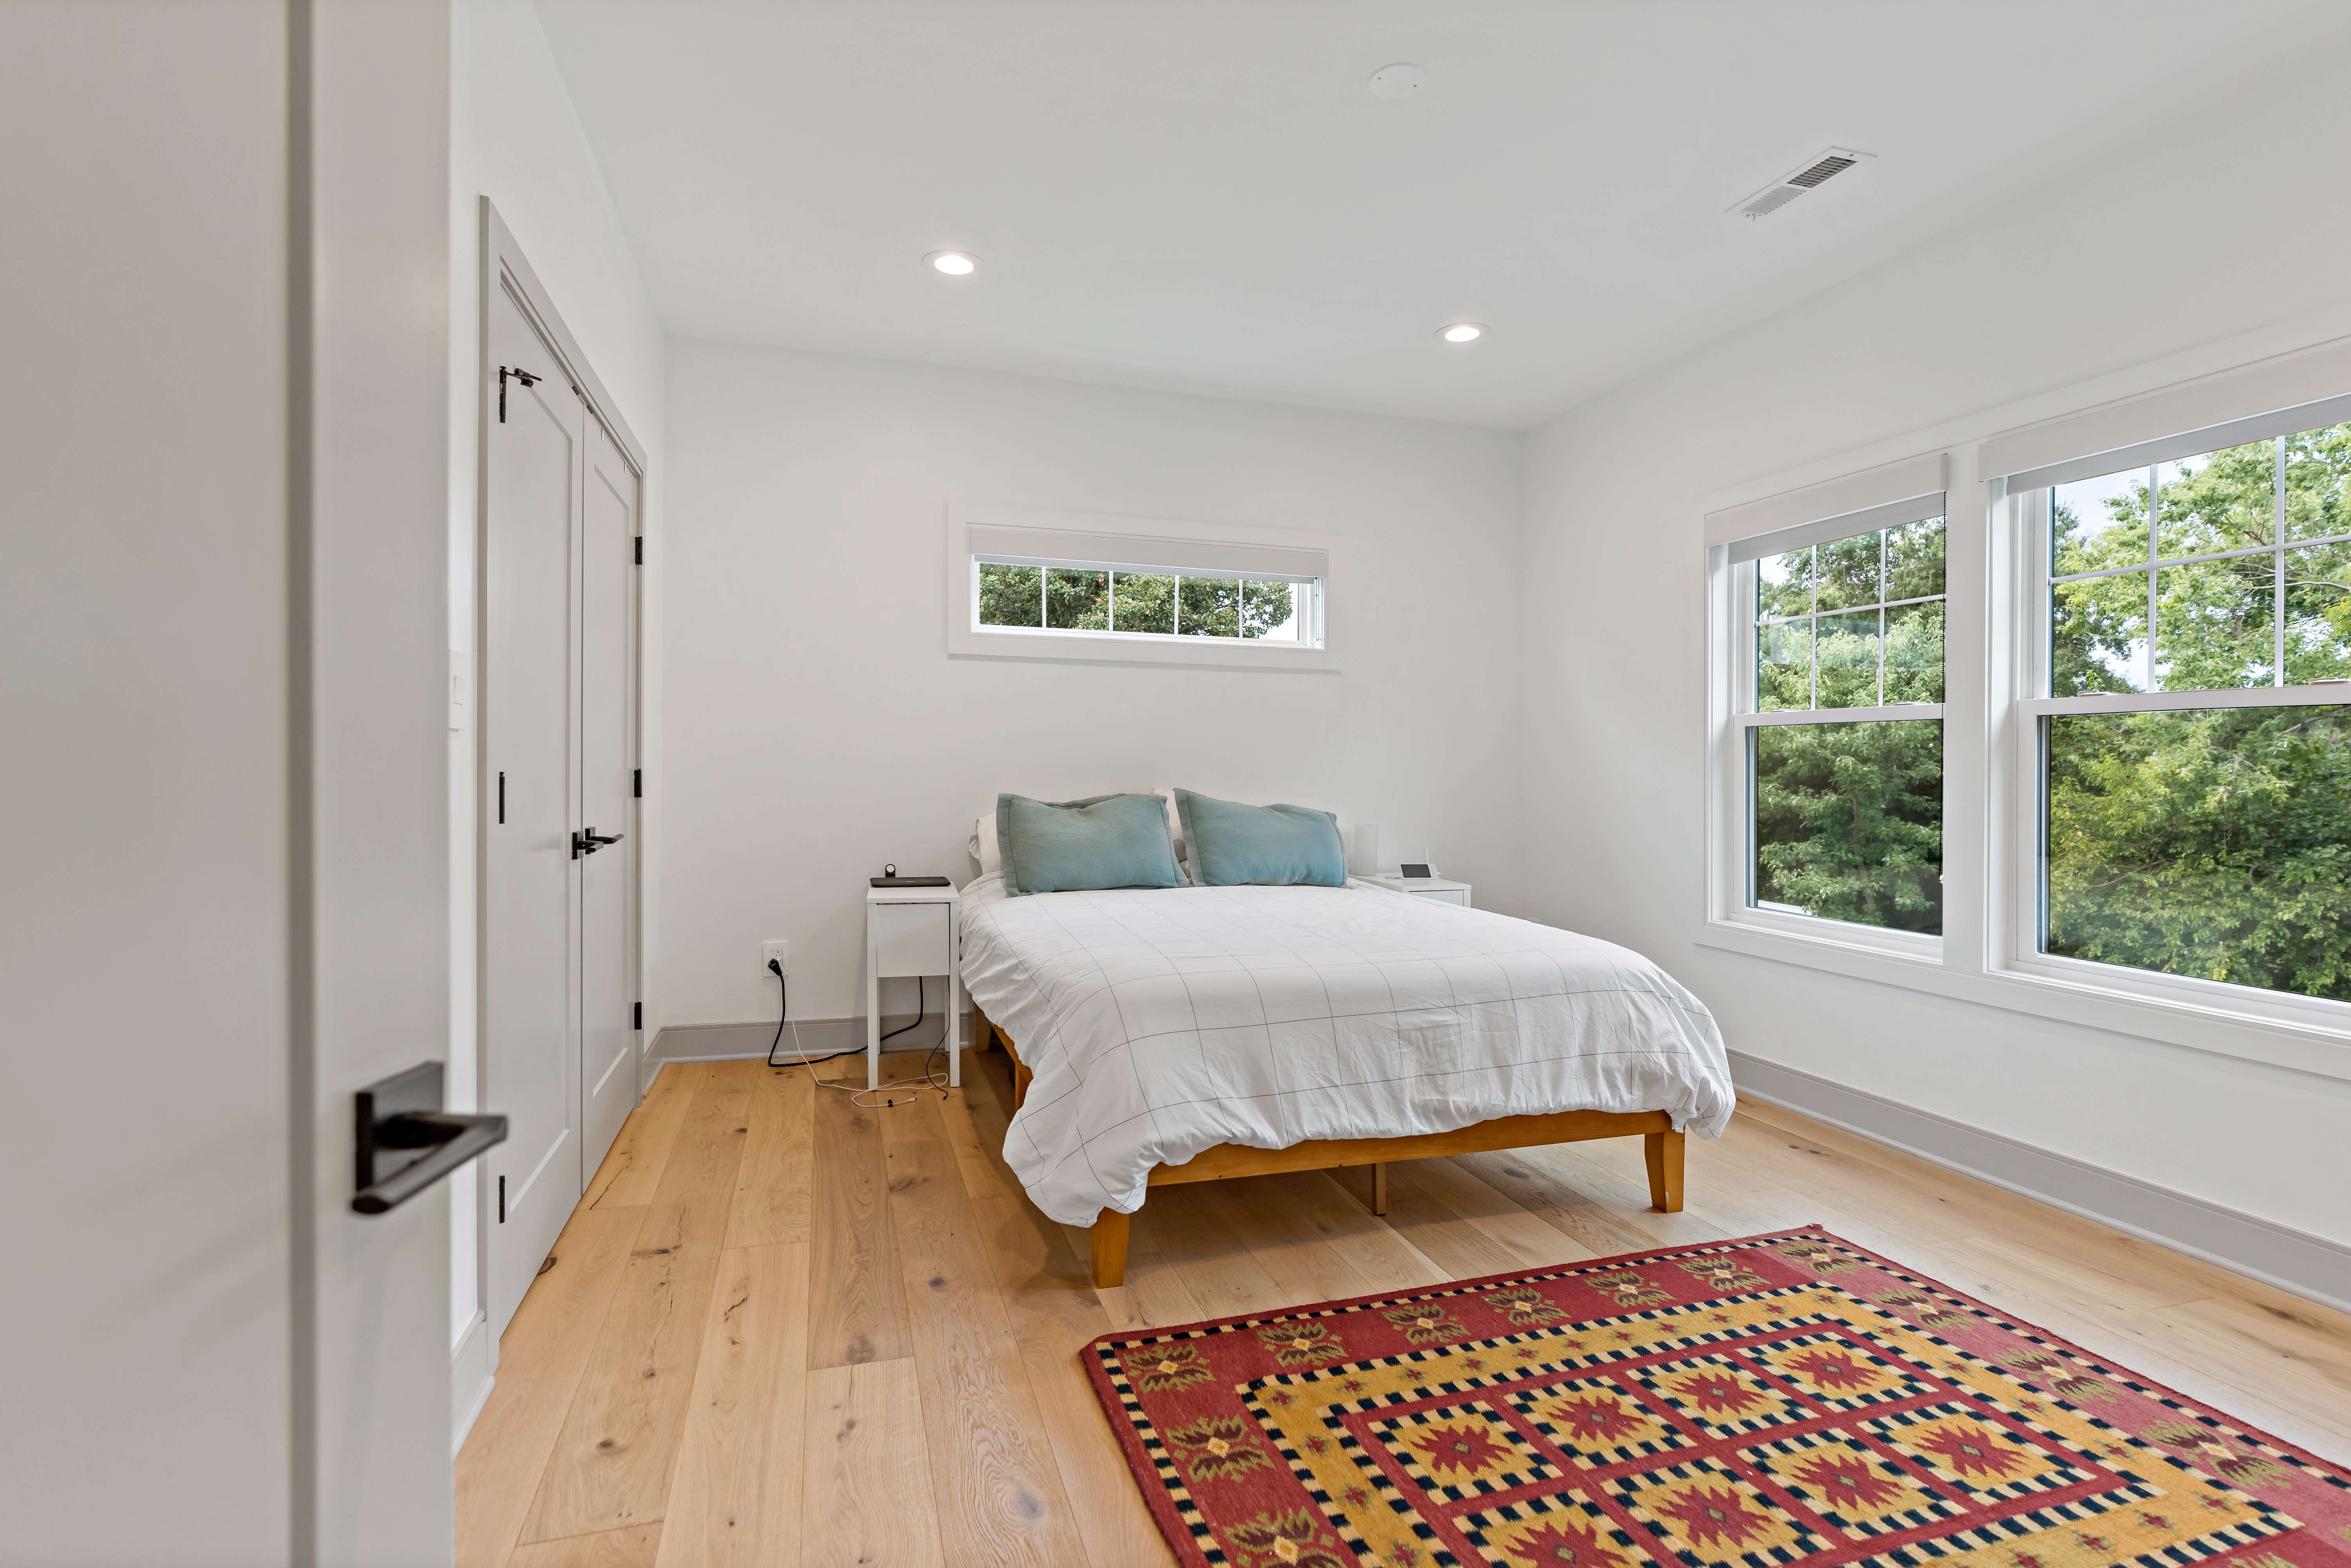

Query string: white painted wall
[0,5,295,1556]
[446,0,667,1363]
[657,343,1525,1030]
[1518,41,2351,1246]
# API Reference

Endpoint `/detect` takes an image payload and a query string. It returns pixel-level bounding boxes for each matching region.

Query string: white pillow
[968,812,1002,875]
[1156,787,1193,884]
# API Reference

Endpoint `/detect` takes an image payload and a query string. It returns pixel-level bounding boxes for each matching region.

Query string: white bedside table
[1358,872,1473,908]
[866,882,961,1091]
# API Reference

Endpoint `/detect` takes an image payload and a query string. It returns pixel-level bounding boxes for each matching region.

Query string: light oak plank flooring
[460,1050,2351,1568]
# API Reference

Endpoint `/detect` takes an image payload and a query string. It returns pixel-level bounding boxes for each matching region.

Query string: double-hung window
[1728,494,1947,941]
[2005,399,2351,1005]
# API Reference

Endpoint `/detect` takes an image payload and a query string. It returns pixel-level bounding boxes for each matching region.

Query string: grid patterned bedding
[958,875,1733,1226]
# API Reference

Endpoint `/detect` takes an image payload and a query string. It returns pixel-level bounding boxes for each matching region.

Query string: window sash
[970,557,1324,647]
[2003,471,2351,1026]
[2022,461,2351,699]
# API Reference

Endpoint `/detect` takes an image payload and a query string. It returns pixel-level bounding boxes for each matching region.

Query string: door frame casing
[469,197,647,1369]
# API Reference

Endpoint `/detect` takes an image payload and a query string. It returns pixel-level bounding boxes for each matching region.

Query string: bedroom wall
[1517,40,2351,1260]
[654,341,1525,1034]
[446,0,668,1391]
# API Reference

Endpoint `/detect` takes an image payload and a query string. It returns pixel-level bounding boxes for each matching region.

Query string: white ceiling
[537,0,2339,429]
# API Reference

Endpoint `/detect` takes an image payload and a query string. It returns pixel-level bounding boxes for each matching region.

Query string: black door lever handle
[571,826,625,858]
[353,1062,507,1214]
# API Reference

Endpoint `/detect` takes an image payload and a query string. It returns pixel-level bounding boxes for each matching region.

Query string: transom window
[976,559,1316,644]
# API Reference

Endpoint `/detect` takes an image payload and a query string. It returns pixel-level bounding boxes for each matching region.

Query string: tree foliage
[978,564,1294,639]
[2045,707,2351,1001]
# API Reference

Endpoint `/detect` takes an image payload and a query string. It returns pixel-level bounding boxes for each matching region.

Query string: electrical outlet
[761,940,790,976]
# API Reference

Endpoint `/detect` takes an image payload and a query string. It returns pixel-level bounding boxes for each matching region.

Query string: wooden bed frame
[969,1003,1685,1289]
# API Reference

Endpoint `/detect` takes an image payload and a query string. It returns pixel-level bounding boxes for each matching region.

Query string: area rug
[1084,1227,2351,1568]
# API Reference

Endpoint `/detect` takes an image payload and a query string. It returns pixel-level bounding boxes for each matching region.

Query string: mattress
[957,875,1733,1226]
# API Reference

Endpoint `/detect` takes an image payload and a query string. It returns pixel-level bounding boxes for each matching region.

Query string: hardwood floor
[458,1047,2351,1568]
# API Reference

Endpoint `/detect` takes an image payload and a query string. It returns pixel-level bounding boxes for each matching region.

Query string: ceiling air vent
[1731,147,1871,219]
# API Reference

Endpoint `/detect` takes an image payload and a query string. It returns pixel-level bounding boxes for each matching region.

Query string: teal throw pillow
[996,792,1184,896]
[1173,789,1347,887]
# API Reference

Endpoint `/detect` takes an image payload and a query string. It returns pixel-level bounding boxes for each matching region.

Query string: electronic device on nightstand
[1359,867,1473,907]
[866,871,960,1091]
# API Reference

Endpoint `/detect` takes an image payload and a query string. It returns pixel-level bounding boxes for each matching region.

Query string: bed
[957,873,1734,1289]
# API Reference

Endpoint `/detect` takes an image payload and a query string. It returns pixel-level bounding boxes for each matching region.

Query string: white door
[577,417,638,1180]
[484,282,581,1340]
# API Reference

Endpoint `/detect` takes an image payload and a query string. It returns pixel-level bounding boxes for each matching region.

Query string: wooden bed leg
[1644,1129,1685,1213]
[971,1004,992,1052]
[1012,1058,1032,1110]
[1091,1209,1131,1289]
[1370,1162,1389,1217]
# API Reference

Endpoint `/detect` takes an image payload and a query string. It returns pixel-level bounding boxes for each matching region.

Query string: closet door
[482,282,582,1340]
[577,418,638,1181]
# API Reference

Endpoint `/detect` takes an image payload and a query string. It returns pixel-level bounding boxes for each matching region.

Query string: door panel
[483,284,580,1340]
[578,419,637,1182]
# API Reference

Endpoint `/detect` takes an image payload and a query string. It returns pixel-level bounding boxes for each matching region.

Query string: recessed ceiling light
[1438,322,1484,345]
[926,250,978,276]
[1368,63,1425,100]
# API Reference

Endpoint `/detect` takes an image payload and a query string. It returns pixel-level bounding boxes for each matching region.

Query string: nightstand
[1357,872,1473,908]
[866,882,961,1091]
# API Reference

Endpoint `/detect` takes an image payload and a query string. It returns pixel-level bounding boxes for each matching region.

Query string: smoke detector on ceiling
[1730,147,1873,219]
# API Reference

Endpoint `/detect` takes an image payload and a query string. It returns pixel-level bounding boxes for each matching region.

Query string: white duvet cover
[958,875,1733,1226]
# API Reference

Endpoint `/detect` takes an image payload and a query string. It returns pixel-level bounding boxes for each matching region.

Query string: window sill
[1696,918,2351,1084]
[947,620,1341,672]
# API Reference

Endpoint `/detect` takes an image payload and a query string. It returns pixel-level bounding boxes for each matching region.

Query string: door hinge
[632,1001,642,1031]
[632,767,642,798]
[497,1174,507,1224]
[496,364,541,423]
[496,770,505,824]
[633,535,643,565]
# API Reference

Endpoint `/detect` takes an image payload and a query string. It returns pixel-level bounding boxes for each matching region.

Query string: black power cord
[764,958,861,1070]
[877,975,950,1099]
[762,958,949,1103]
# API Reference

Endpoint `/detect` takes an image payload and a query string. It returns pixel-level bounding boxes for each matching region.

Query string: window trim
[945,505,1340,671]
[1700,335,2351,1084]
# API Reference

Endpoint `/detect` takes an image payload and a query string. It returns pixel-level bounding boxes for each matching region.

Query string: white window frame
[1701,340,2351,1085]
[1705,455,1955,965]
[945,505,1339,671]
[1988,398,2351,1041]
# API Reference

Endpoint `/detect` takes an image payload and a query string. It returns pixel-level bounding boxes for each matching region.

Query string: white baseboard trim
[651,1011,970,1068]
[450,1309,494,1457]
[1728,1048,2351,1316]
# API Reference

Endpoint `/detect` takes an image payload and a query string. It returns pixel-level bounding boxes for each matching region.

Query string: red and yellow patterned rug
[1084,1228,2351,1568]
